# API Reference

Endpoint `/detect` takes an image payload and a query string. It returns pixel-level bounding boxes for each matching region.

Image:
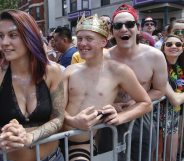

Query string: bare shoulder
[107,59,132,74]
[106,59,138,87]
[46,61,64,77]
[63,63,85,78]
[139,44,167,74]
[140,44,164,60]
[44,62,64,89]
[104,46,114,59]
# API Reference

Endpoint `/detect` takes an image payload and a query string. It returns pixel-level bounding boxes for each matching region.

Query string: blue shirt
[58,46,78,67]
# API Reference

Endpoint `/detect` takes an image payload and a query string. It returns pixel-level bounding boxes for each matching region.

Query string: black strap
[68,140,90,146]
[69,148,90,160]
[69,148,90,156]
[69,153,90,161]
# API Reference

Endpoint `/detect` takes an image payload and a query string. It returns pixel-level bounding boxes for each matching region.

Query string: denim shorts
[42,147,64,161]
[0,148,64,161]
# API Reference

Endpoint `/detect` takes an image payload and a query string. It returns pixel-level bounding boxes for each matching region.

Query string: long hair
[161,34,184,68]
[0,10,48,83]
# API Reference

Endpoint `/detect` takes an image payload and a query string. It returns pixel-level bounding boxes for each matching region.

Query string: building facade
[18,0,45,34]
[46,0,184,35]
[17,0,184,35]
[47,0,131,34]
[133,0,184,32]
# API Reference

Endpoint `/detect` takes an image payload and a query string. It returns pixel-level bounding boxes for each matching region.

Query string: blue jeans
[42,147,64,161]
[0,148,64,161]
[0,154,12,161]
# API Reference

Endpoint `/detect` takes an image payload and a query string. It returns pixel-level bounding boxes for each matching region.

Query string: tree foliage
[0,0,21,11]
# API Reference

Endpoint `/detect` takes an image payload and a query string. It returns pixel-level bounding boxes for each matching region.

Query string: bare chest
[68,73,118,108]
[119,58,153,86]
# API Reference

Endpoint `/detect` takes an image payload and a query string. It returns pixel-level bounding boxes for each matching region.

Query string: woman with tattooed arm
[0,10,65,161]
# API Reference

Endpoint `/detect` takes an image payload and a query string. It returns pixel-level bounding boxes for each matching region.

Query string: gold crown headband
[76,14,109,38]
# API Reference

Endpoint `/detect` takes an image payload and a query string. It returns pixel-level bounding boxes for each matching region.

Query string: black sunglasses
[112,21,136,30]
[165,42,183,47]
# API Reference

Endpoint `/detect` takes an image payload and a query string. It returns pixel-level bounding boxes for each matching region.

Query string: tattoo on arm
[30,81,65,143]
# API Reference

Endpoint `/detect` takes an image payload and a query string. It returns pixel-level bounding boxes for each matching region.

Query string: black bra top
[0,67,52,128]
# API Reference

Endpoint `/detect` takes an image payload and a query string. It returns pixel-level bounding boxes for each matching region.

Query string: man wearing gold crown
[63,14,152,161]
[103,3,168,161]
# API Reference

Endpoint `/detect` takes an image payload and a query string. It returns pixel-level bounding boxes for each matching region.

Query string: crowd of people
[0,3,184,161]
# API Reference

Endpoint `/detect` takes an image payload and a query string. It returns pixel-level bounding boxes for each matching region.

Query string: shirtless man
[103,4,168,161]
[63,14,152,161]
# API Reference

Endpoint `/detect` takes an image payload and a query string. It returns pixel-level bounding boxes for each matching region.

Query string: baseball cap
[141,17,157,27]
[112,4,138,21]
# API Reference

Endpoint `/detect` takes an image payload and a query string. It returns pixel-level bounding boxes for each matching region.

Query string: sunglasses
[174,29,184,35]
[165,42,183,47]
[144,22,155,26]
[112,21,136,30]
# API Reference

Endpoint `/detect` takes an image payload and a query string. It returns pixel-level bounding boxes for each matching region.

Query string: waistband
[42,147,63,161]
[68,140,90,146]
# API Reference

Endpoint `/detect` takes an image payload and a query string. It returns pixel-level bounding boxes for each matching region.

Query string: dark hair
[54,26,72,43]
[161,34,184,68]
[0,9,48,83]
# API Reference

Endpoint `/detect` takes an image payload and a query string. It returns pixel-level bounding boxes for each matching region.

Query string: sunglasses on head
[165,41,183,47]
[112,21,136,30]
[174,29,184,36]
[144,22,155,27]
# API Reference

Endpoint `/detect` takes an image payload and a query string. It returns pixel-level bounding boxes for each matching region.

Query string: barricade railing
[0,122,135,161]
[138,96,184,161]
[1,96,184,161]
[153,96,167,161]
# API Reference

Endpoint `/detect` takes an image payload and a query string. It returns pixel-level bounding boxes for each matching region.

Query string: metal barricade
[139,96,184,161]
[124,96,184,161]
[0,122,135,161]
[2,96,183,161]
